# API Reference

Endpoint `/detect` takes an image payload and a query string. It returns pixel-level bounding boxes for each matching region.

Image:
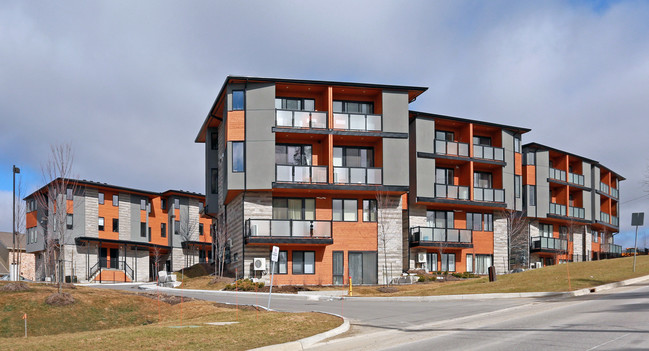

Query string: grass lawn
[0,283,341,350]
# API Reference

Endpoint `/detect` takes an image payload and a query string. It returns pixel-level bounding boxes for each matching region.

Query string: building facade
[24,179,212,283]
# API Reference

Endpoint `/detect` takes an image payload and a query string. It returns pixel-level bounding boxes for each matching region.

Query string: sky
[1,0,648,247]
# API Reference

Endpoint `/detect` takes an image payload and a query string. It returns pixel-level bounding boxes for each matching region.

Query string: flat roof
[410,110,531,134]
[523,142,625,180]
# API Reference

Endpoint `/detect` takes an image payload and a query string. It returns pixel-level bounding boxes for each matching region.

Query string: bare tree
[499,209,529,271]
[375,187,394,286]
[13,176,26,277]
[33,144,80,294]
[213,212,229,277]
[178,212,199,269]
[152,245,164,282]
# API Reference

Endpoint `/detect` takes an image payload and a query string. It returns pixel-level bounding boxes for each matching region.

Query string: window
[273,251,288,274]
[427,210,454,228]
[467,213,483,231]
[161,199,166,210]
[272,198,315,220]
[528,185,536,206]
[211,168,218,194]
[333,199,358,222]
[332,251,344,285]
[435,168,454,185]
[140,199,147,211]
[232,142,245,172]
[199,223,204,236]
[199,202,204,214]
[98,193,104,205]
[174,220,180,235]
[112,194,119,206]
[66,214,73,229]
[113,218,119,233]
[275,97,315,111]
[211,132,218,150]
[514,135,521,152]
[292,251,315,274]
[474,172,492,188]
[436,130,454,141]
[525,152,536,165]
[333,146,374,167]
[426,252,438,272]
[475,255,493,274]
[232,90,244,110]
[98,217,105,231]
[466,254,473,273]
[161,223,167,238]
[593,230,598,242]
[540,224,553,237]
[275,144,312,165]
[333,100,373,114]
[363,199,377,222]
[66,188,73,200]
[140,222,146,237]
[174,198,180,209]
[473,136,491,146]
[560,226,570,241]
[441,253,456,272]
[515,175,521,198]
[484,213,493,231]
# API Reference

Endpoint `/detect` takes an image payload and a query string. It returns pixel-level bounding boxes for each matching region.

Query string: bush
[223,279,264,291]
[451,272,479,279]
[418,276,426,282]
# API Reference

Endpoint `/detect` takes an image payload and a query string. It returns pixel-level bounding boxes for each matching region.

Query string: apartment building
[24,179,212,282]
[521,143,624,267]
[196,76,427,285]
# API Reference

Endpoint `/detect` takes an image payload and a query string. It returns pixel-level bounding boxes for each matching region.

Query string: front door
[109,248,119,269]
[348,251,377,285]
[100,248,108,268]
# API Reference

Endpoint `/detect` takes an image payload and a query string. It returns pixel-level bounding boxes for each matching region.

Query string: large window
[112,218,119,233]
[441,253,456,272]
[272,198,315,220]
[514,136,521,152]
[275,97,315,111]
[362,199,377,222]
[333,100,373,114]
[292,251,315,274]
[436,130,454,141]
[232,90,244,110]
[332,251,344,285]
[333,147,373,167]
[98,217,105,231]
[426,210,454,228]
[174,220,180,235]
[140,222,146,237]
[98,193,104,205]
[540,224,553,237]
[435,168,454,185]
[474,172,492,188]
[273,251,288,274]
[333,199,358,222]
[467,213,493,231]
[466,254,473,273]
[275,144,312,165]
[592,230,598,243]
[473,136,491,146]
[527,185,536,206]
[525,151,536,165]
[232,142,245,172]
[475,255,493,274]
[140,199,147,211]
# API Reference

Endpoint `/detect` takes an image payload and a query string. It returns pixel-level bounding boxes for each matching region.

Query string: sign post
[22,313,27,337]
[631,213,644,272]
[268,246,279,309]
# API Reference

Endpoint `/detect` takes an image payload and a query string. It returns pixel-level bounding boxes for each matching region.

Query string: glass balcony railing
[611,187,619,198]
[435,183,470,200]
[549,168,567,182]
[275,110,327,129]
[276,165,327,183]
[600,212,610,224]
[549,203,567,216]
[332,113,381,131]
[568,172,585,186]
[474,187,505,202]
[473,144,505,161]
[600,182,610,194]
[409,227,472,243]
[434,139,469,157]
[531,237,568,251]
[247,219,332,239]
[612,216,619,227]
[333,167,382,185]
[570,206,585,219]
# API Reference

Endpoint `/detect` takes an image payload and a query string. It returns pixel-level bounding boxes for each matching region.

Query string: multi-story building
[196,76,427,285]
[521,143,624,267]
[24,179,212,282]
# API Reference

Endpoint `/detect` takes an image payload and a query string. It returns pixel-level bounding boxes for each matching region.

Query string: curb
[249,313,350,351]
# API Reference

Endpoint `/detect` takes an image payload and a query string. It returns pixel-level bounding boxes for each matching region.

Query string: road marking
[586,333,630,350]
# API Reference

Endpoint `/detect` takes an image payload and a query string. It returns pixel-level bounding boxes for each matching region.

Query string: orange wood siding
[524,165,536,185]
[226,110,245,141]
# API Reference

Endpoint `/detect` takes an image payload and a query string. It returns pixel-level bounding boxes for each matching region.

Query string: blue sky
[1,0,648,248]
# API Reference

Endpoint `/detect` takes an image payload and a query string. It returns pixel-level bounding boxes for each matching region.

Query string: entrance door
[332,251,344,285]
[109,248,119,269]
[348,251,377,285]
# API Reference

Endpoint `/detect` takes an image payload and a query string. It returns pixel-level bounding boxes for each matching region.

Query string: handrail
[474,187,505,202]
[246,219,332,239]
[473,144,505,161]
[435,183,470,200]
[434,139,469,157]
[409,227,472,243]
[276,164,328,183]
[275,109,327,129]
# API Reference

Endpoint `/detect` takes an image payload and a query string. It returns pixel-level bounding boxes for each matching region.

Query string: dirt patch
[376,286,399,293]
[45,292,76,306]
[62,283,77,289]
[258,285,314,293]
[209,276,235,285]
[137,292,195,305]
[0,282,31,292]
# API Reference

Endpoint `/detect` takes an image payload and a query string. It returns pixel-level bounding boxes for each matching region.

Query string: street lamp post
[12,165,21,281]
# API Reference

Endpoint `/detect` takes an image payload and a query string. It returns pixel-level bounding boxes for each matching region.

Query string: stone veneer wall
[242,192,272,279]
[118,193,131,240]
[408,204,428,270]
[226,193,244,277]
[377,195,403,285]
[84,187,99,238]
[126,246,150,282]
[493,212,508,274]
[18,252,36,281]
[584,227,592,261]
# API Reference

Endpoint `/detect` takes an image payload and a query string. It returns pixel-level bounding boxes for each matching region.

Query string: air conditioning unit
[253,258,266,271]
[417,252,427,263]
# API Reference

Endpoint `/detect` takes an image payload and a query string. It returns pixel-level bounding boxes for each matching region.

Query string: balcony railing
[434,139,469,157]
[332,113,381,131]
[410,227,472,244]
[600,182,609,194]
[435,183,470,200]
[474,187,505,202]
[531,237,568,251]
[600,212,610,223]
[568,172,585,186]
[473,144,505,161]
[611,187,619,198]
[246,219,332,239]
[549,203,567,216]
[333,167,382,185]
[570,206,585,219]
[276,165,328,184]
[603,243,622,255]
[549,168,567,182]
[612,216,619,227]
[275,110,327,129]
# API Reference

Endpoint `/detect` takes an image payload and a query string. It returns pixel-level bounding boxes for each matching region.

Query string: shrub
[451,272,479,279]
[223,278,264,291]
[418,276,426,282]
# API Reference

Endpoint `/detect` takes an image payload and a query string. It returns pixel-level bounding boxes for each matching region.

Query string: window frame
[174,220,180,235]
[161,223,167,238]
[362,199,377,222]
[540,223,553,237]
[112,218,119,233]
[112,194,119,207]
[211,168,218,194]
[435,130,454,141]
[66,214,73,229]
[211,132,218,150]
[332,146,374,168]
[98,193,104,205]
[275,97,316,111]
[292,250,316,275]
[98,217,105,231]
[333,199,358,222]
[140,199,147,211]
[140,222,147,238]
[199,223,204,236]
[232,90,244,111]
[272,250,288,274]
[441,253,456,272]
[515,175,522,198]
[333,100,374,114]
[272,197,316,220]
[232,141,245,172]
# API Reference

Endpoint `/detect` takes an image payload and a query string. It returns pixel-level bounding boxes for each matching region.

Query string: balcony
[600,182,609,194]
[600,212,610,224]
[612,216,619,227]
[570,206,585,219]
[276,165,328,184]
[333,113,381,131]
[276,110,327,129]
[549,168,567,182]
[473,187,505,202]
[568,172,585,186]
[333,167,382,185]
[549,203,567,216]
[434,139,469,157]
[611,187,619,199]
[246,219,333,244]
[473,144,505,162]
[435,183,470,200]
[531,237,568,252]
[603,243,622,255]
[409,227,472,247]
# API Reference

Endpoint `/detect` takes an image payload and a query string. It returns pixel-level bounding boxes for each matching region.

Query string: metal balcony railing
[570,206,585,219]
[409,227,472,243]
[549,168,567,182]
[474,187,505,202]
[531,237,568,251]
[600,182,610,194]
[333,167,382,185]
[603,243,622,255]
[434,139,469,157]
[612,216,619,227]
[568,172,585,186]
[549,203,567,216]
[246,219,332,239]
[473,144,505,161]
[611,187,619,198]
[435,183,470,200]
[275,110,327,129]
[276,165,328,184]
[600,212,610,224]
[332,113,382,131]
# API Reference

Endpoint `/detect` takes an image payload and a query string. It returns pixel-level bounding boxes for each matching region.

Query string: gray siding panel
[415,118,435,154]
[205,126,220,215]
[381,91,409,134]
[416,157,435,198]
[228,140,245,190]
[535,150,550,218]
[245,82,276,190]
[501,131,516,210]
[383,138,409,186]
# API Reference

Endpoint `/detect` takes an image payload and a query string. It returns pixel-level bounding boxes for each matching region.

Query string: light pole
[12,165,21,281]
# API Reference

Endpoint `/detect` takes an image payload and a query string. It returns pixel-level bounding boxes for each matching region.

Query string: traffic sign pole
[268,246,279,309]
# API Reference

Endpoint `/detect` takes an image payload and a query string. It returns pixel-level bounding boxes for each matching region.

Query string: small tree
[499,209,529,271]
[375,187,394,286]
[213,212,229,277]
[13,176,26,277]
[178,211,199,269]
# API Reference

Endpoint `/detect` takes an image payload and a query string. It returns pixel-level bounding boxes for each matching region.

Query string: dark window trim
[333,99,375,114]
[292,250,316,275]
[98,217,105,231]
[140,222,147,238]
[112,218,119,233]
[333,198,358,222]
[161,223,167,238]
[98,193,104,205]
[112,194,119,207]
[211,132,218,150]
